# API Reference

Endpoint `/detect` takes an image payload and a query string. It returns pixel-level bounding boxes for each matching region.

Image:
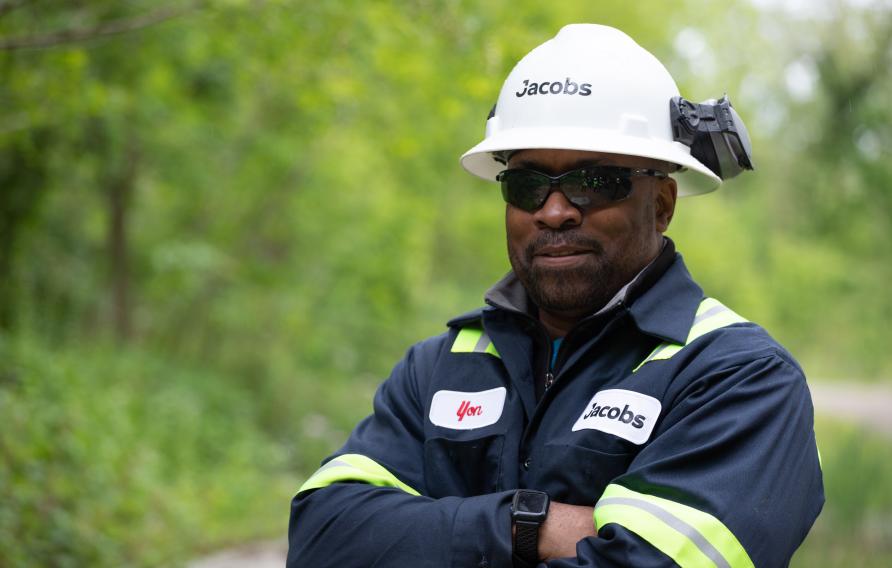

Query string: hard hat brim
[460,127,722,196]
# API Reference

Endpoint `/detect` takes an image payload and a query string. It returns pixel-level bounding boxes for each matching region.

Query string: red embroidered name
[456,400,483,421]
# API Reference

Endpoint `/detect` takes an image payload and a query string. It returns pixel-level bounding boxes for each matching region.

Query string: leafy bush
[792,418,892,567]
[0,335,294,567]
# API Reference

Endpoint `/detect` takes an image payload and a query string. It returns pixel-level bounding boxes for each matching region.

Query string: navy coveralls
[288,244,824,567]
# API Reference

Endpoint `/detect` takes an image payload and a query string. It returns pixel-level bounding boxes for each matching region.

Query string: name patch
[429,387,506,430]
[572,389,661,445]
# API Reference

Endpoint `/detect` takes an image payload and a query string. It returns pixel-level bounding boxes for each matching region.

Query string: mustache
[524,230,604,258]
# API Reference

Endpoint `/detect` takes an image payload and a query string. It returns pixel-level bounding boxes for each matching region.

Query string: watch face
[516,491,548,515]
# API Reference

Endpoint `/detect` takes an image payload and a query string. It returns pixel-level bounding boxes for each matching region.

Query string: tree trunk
[0,131,49,331]
[107,136,138,341]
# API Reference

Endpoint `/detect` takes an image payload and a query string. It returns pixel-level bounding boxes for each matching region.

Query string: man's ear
[654,177,677,233]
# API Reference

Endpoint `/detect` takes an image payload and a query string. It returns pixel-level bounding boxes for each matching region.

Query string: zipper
[543,302,628,393]
[542,324,556,392]
[481,298,626,394]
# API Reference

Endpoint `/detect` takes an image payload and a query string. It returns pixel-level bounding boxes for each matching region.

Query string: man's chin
[525,270,610,316]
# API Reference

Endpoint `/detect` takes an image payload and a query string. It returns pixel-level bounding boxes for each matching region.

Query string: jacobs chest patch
[429,387,506,430]
[572,388,661,445]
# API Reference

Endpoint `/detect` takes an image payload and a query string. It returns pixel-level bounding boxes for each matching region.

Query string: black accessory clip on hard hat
[670,95,755,180]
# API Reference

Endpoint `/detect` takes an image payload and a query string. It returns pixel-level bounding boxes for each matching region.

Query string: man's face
[505,149,677,320]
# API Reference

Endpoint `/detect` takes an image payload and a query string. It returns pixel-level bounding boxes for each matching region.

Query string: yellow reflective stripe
[687,300,747,343]
[596,500,718,566]
[633,298,748,373]
[633,342,683,372]
[451,326,501,358]
[595,484,754,568]
[451,327,483,353]
[297,453,420,496]
[695,297,724,316]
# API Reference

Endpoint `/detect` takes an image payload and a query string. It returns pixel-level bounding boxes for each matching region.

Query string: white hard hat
[460,24,722,196]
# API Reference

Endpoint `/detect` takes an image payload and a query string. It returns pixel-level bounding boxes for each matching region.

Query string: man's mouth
[535,245,592,258]
[532,245,594,266]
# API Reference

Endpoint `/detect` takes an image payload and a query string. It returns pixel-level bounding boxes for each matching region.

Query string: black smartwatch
[511,489,550,567]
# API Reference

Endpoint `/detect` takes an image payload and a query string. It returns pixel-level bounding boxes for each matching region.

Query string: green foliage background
[1,0,890,565]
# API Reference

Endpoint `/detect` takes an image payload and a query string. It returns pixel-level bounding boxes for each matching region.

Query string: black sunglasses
[496,166,668,212]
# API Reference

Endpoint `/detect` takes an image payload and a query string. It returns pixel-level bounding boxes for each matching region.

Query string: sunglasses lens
[500,170,549,211]
[497,167,637,212]
[563,172,632,208]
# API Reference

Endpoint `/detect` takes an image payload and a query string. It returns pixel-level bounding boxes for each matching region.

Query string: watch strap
[513,519,540,567]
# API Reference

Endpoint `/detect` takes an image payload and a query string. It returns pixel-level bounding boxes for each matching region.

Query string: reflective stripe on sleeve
[633,298,748,373]
[451,326,501,358]
[594,484,754,568]
[297,453,420,496]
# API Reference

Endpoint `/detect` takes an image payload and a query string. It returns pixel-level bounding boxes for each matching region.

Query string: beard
[508,230,639,317]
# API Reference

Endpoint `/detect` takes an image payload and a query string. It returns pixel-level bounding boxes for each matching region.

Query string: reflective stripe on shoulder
[633,297,748,373]
[594,484,754,568]
[297,453,420,496]
[451,326,500,358]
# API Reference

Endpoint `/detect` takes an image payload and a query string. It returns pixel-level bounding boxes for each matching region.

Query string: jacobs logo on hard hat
[515,78,593,97]
[460,24,755,196]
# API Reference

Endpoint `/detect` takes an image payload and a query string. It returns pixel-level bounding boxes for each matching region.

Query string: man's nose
[534,189,583,229]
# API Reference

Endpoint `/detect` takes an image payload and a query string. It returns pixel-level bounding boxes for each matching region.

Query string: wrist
[537,502,598,561]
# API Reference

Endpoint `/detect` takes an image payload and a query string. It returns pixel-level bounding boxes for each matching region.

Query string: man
[288,24,823,567]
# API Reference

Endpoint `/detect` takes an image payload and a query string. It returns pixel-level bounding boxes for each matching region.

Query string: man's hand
[538,501,597,561]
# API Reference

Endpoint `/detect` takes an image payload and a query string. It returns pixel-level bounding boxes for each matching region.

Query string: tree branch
[0,4,200,50]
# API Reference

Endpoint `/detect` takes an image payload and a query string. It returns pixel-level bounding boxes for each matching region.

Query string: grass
[2,330,889,566]
[0,335,296,567]
[791,417,892,566]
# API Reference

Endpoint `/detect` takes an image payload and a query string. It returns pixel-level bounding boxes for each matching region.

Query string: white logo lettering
[429,387,506,430]
[572,389,661,444]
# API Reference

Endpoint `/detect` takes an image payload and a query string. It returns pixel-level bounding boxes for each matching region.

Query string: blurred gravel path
[809,380,892,435]
[187,380,892,567]
[187,539,287,568]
